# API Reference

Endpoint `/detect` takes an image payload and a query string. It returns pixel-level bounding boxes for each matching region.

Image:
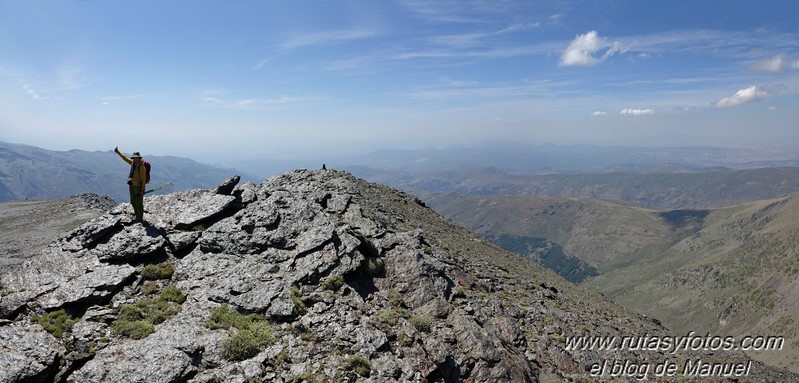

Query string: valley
[427,191,799,372]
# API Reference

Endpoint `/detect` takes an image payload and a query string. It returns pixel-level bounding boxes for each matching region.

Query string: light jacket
[116,152,148,190]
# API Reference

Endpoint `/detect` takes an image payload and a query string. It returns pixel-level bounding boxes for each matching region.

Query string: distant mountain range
[337,142,799,174]
[353,165,799,210]
[427,192,799,372]
[0,141,254,202]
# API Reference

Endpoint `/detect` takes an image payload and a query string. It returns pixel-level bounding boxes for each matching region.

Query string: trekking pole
[144,183,173,195]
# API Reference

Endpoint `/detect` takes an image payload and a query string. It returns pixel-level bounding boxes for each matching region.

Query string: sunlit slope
[428,193,691,273]
[586,195,799,371]
[429,192,799,372]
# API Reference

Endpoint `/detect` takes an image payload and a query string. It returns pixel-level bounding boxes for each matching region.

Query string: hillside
[0,194,116,269]
[0,141,248,203]
[427,192,799,372]
[2,170,795,382]
[355,165,799,210]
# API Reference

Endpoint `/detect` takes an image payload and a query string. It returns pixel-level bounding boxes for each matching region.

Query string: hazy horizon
[2,1,798,163]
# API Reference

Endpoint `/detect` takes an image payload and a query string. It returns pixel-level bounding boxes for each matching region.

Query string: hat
[131,152,142,158]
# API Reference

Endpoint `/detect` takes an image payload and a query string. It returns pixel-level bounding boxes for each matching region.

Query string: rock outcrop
[1,170,796,382]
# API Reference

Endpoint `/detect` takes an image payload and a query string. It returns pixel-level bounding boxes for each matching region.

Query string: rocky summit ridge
[0,169,796,382]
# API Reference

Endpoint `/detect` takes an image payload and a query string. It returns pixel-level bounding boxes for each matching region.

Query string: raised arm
[114,146,133,165]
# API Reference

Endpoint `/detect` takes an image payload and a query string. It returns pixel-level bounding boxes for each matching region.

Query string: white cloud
[620,108,654,116]
[590,111,606,116]
[559,31,623,67]
[793,59,799,70]
[713,85,769,108]
[752,54,786,72]
[768,106,777,111]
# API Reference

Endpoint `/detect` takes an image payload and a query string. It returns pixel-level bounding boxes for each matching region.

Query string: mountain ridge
[356,165,799,210]
[2,169,795,382]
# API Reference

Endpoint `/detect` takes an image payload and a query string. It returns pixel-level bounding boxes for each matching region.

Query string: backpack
[130,161,151,184]
[142,160,151,184]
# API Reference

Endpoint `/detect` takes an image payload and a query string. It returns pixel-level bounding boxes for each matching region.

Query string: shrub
[409,315,432,333]
[112,286,185,339]
[160,285,186,303]
[290,286,307,316]
[347,355,371,377]
[206,304,243,329]
[377,309,399,326]
[248,320,276,345]
[205,304,275,361]
[389,289,406,309]
[112,319,155,339]
[362,257,384,277]
[141,262,175,280]
[321,275,344,291]
[276,350,292,365]
[34,309,78,338]
[222,329,262,361]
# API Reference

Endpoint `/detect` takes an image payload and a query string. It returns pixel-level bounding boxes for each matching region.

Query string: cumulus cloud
[559,30,623,67]
[620,108,654,116]
[713,85,770,108]
[590,111,606,116]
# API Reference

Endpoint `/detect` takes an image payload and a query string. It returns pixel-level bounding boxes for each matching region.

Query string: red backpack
[142,160,151,184]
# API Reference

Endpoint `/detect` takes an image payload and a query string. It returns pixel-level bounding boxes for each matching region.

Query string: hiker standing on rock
[114,146,148,223]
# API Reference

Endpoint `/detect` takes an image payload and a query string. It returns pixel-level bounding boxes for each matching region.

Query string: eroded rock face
[0,170,796,383]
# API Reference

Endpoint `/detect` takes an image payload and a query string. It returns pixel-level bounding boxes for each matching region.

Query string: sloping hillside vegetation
[428,192,799,372]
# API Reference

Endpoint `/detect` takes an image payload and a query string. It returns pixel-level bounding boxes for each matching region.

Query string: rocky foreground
[0,169,796,382]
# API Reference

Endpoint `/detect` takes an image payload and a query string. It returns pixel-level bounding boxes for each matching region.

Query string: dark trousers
[129,184,144,221]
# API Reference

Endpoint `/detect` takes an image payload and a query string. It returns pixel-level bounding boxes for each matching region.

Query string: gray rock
[143,189,236,230]
[167,231,202,253]
[0,322,62,383]
[215,175,241,195]
[93,223,165,261]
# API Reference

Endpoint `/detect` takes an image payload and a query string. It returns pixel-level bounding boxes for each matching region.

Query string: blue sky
[2,0,798,163]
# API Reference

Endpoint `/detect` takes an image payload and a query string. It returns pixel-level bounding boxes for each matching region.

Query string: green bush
[222,330,262,361]
[377,309,399,326]
[112,319,155,339]
[34,309,78,338]
[347,355,371,377]
[207,304,257,330]
[141,262,175,280]
[362,257,384,277]
[160,285,186,303]
[321,275,344,291]
[409,315,432,333]
[112,286,185,339]
[290,286,307,316]
[118,297,180,325]
[389,289,406,309]
[206,304,275,361]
